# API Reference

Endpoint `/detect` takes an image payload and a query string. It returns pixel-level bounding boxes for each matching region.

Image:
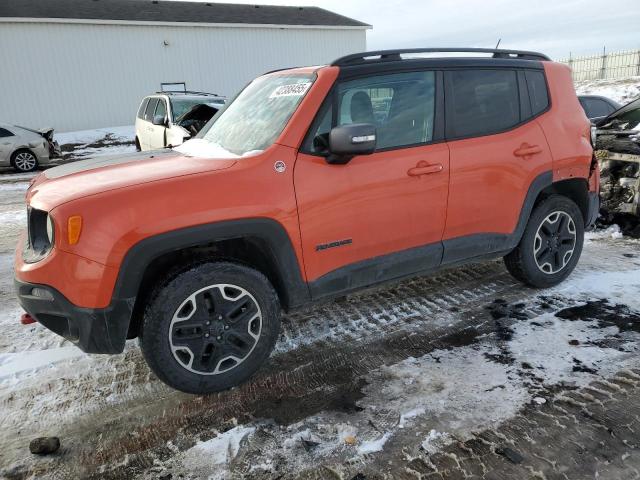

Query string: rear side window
[446,70,520,138]
[525,71,549,115]
[144,98,159,122]
[137,98,149,119]
[0,127,13,138]
[580,98,616,118]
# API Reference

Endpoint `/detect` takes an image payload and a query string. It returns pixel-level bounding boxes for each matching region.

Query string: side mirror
[327,123,376,164]
[153,114,167,126]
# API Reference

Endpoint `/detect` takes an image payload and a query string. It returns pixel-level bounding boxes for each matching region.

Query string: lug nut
[217,336,222,340]
[206,321,211,325]
[224,325,229,330]
[218,315,223,320]
[204,333,210,338]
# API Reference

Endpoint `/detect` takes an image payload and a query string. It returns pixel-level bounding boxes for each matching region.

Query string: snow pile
[55,126,134,146]
[575,76,640,105]
[357,432,392,455]
[586,224,624,240]
[421,429,451,454]
[182,426,255,469]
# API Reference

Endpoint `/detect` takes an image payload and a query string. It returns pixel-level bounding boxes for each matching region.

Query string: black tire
[11,149,39,172]
[139,262,281,394]
[135,137,141,152]
[504,195,584,288]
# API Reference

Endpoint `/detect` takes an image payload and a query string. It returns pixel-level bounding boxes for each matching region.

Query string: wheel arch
[535,178,590,224]
[114,218,310,339]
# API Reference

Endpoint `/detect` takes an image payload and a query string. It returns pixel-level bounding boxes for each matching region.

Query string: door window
[446,70,520,138]
[155,99,167,122]
[337,71,436,150]
[0,128,14,138]
[144,98,159,122]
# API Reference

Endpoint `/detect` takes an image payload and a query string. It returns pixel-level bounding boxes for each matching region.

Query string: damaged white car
[595,97,640,235]
[0,123,60,172]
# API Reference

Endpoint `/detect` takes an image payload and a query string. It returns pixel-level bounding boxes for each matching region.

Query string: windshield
[194,73,315,157]
[170,97,224,121]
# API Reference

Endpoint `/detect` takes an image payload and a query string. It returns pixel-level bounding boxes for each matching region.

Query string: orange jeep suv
[15,48,599,393]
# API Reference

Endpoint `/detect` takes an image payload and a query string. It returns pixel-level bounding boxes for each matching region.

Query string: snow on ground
[575,76,640,105]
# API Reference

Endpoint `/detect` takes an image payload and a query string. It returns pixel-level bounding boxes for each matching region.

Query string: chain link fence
[558,49,640,81]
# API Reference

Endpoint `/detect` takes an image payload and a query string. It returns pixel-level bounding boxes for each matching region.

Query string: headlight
[24,208,55,263]
[46,214,54,244]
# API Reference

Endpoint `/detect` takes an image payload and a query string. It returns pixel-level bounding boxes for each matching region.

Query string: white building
[0,0,369,132]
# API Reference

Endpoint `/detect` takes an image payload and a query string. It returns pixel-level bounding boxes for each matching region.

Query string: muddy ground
[1,172,639,479]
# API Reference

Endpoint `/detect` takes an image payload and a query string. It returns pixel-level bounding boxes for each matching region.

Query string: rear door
[139,98,159,151]
[0,127,16,163]
[442,68,553,263]
[294,70,450,297]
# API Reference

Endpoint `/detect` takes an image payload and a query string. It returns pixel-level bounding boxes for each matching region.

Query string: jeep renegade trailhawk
[15,48,599,393]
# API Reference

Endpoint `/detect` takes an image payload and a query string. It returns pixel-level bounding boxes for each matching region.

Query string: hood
[27,149,237,210]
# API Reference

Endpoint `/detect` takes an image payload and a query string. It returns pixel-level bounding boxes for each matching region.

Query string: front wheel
[504,195,584,288]
[139,262,281,394]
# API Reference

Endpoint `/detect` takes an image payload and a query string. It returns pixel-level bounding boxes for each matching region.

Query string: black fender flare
[113,218,310,312]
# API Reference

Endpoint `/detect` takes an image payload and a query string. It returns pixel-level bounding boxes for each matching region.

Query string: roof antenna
[495,38,501,49]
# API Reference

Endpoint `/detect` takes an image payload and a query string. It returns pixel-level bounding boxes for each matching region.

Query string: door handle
[514,143,542,158]
[408,161,443,177]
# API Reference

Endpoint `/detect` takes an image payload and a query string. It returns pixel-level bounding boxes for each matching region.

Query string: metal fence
[558,48,640,81]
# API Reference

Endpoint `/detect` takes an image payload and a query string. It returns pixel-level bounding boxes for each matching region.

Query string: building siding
[0,21,366,131]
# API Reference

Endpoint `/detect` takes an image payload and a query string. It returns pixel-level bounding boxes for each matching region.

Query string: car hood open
[28,150,237,210]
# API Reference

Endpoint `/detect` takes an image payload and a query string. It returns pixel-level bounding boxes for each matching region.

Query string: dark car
[578,95,621,123]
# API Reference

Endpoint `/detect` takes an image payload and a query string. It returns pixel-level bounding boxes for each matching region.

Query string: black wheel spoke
[536,247,552,264]
[169,283,262,375]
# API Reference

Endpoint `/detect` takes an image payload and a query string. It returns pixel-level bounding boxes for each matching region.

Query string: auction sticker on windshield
[269,82,312,99]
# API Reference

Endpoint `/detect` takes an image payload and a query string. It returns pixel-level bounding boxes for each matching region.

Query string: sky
[203,0,640,60]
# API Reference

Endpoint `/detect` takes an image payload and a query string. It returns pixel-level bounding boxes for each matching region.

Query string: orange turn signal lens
[67,215,82,245]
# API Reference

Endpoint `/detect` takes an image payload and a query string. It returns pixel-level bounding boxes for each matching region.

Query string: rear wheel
[504,195,584,288]
[139,262,281,394]
[11,149,38,172]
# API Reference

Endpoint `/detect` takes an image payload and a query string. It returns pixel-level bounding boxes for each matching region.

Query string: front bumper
[586,191,600,229]
[15,279,132,354]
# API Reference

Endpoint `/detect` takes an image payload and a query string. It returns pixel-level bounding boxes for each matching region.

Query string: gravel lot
[0,164,639,479]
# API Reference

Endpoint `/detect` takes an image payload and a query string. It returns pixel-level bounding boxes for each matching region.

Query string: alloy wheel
[169,284,262,375]
[533,211,576,274]
[14,152,37,171]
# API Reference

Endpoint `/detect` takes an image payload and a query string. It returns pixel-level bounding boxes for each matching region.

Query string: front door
[294,70,450,298]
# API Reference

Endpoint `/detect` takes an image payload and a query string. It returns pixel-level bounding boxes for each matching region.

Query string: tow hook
[21,313,36,325]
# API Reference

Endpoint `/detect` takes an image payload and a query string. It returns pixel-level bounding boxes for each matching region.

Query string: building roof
[0,0,370,28]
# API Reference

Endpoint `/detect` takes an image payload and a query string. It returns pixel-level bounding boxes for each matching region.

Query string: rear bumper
[15,279,132,354]
[586,191,600,229]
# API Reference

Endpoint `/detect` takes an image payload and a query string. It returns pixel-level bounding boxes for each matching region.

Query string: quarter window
[446,70,520,138]
[525,71,549,115]
[137,98,149,119]
[334,71,436,150]
[0,127,14,138]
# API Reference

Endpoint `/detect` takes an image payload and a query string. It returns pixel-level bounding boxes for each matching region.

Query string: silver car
[0,123,60,172]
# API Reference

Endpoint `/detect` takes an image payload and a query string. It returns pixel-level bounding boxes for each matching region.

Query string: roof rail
[331,48,551,66]
[156,90,224,97]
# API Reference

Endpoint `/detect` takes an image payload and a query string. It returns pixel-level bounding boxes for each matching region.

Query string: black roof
[0,0,370,27]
